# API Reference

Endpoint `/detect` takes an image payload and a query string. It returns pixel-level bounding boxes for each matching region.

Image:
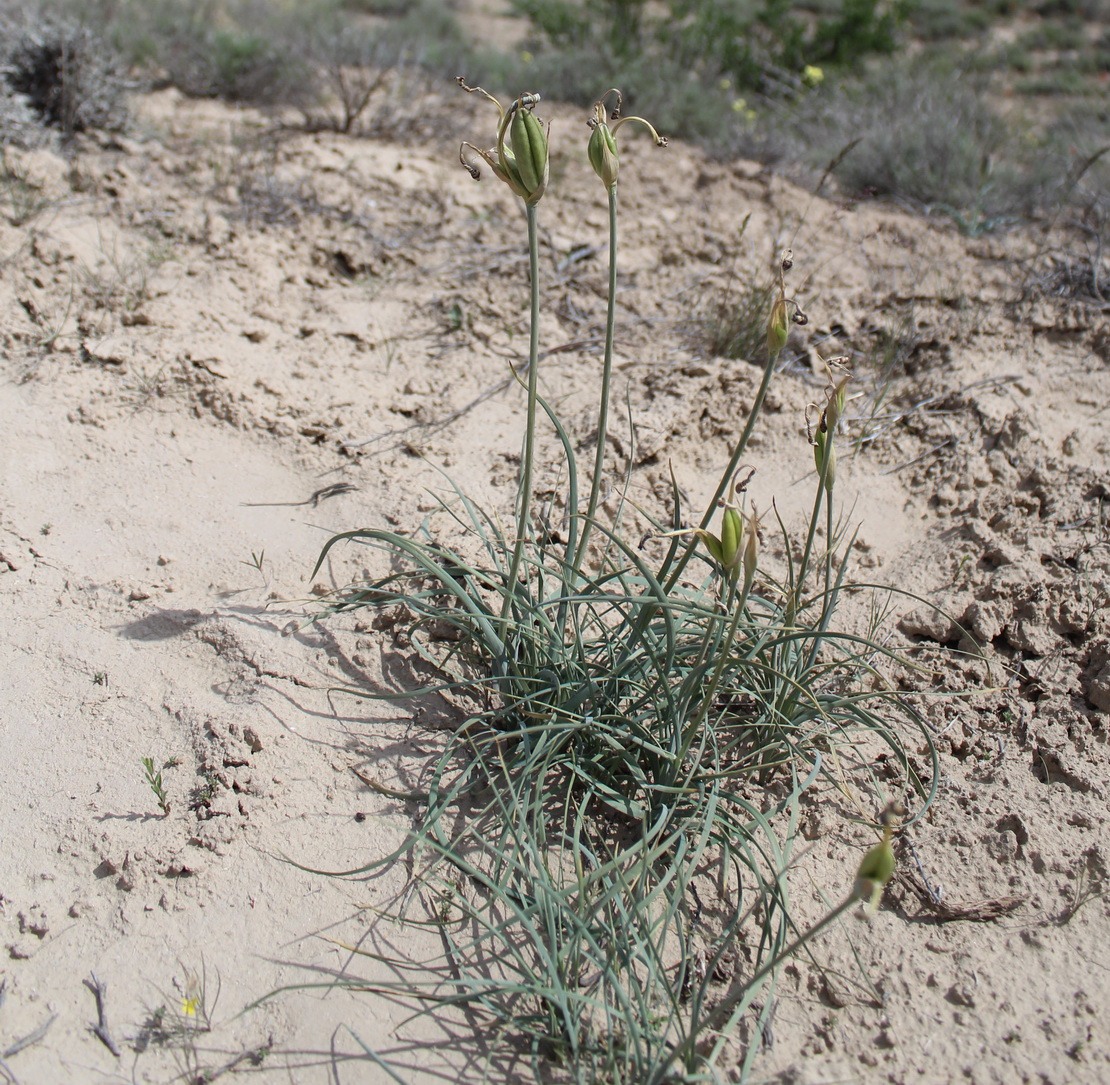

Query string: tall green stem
[799,490,842,676]
[502,203,541,634]
[572,184,619,575]
[791,441,835,622]
[664,347,780,592]
[824,492,835,612]
[702,892,857,1066]
[678,578,751,775]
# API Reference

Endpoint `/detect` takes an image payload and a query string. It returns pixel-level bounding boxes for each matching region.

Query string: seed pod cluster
[767,295,789,355]
[509,97,549,204]
[457,80,548,205]
[586,89,666,192]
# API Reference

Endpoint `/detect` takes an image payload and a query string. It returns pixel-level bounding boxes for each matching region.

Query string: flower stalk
[456,78,549,638]
[666,249,806,591]
[503,201,542,631]
[573,90,666,575]
[794,358,852,622]
[702,803,900,1066]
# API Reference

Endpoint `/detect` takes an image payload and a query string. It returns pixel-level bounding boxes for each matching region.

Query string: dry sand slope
[0,84,1108,1083]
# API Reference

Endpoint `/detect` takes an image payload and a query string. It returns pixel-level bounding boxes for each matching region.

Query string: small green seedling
[239,548,270,591]
[190,770,222,810]
[241,546,265,573]
[141,757,170,816]
[241,549,266,574]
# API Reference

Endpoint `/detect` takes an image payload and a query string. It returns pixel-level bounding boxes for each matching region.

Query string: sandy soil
[1,74,1108,1084]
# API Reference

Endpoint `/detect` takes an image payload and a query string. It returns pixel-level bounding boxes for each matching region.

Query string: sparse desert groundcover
[0,1,1107,1083]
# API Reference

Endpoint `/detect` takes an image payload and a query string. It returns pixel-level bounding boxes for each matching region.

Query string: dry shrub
[1,13,129,138]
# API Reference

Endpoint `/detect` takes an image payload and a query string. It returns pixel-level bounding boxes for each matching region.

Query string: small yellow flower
[803,64,824,88]
[731,97,747,113]
[520,50,534,64]
[718,76,732,91]
[180,968,201,1017]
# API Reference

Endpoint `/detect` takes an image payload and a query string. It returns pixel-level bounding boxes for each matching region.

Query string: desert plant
[17,278,76,352]
[298,83,935,1082]
[2,14,129,136]
[907,0,993,41]
[98,0,317,106]
[473,0,912,155]
[302,20,395,134]
[87,0,467,112]
[0,87,47,148]
[141,757,170,815]
[509,0,908,95]
[813,55,1010,211]
[172,23,315,105]
[81,232,167,312]
[296,4,461,135]
[133,961,273,1082]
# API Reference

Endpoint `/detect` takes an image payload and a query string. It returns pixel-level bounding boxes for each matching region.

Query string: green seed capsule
[768,296,789,355]
[499,149,527,197]
[588,121,619,189]
[854,824,896,914]
[814,426,836,491]
[695,528,725,567]
[720,506,743,576]
[510,100,548,204]
[856,833,895,886]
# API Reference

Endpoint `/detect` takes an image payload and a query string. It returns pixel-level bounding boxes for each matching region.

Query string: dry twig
[897,871,1025,923]
[82,974,120,1057]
